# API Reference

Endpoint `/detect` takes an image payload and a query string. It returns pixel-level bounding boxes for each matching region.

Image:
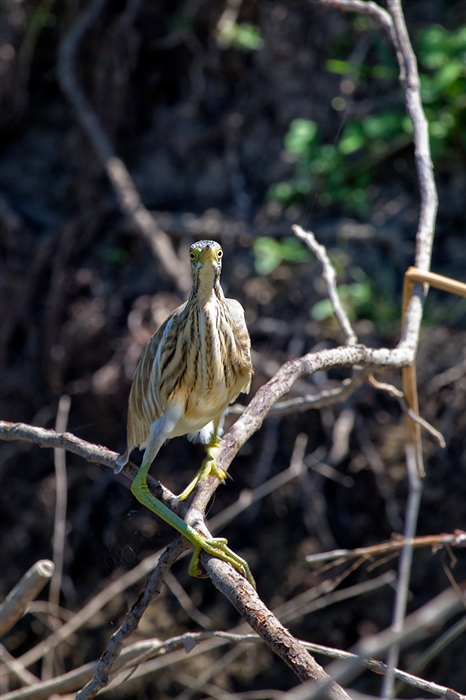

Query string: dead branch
[2,627,460,700]
[57,0,191,294]
[305,531,466,564]
[205,559,351,700]
[293,225,358,346]
[0,561,54,637]
[0,420,180,511]
[75,537,188,700]
[228,368,371,416]
[276,583,466,700]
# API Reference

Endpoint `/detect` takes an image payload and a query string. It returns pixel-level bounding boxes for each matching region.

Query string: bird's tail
[115,447,131,474]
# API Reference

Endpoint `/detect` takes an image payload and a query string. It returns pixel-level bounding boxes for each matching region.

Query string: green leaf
[285,119,318,155]
[311,299,335,321]
[325,59,352,75]
[363,112,403,140]
[338,129,365,155]
[231,23,264,51]
[253,238,283,275]
[253,237,311,275]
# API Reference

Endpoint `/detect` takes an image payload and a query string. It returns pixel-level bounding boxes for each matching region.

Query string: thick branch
[206,558,351,700]
[0,421,180,511]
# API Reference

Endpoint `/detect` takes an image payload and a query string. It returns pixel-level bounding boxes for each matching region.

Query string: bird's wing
[226,297,253,394]
[126,301,188,449]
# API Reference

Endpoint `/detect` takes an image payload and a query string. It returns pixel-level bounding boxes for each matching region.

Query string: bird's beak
[200,246,217,264]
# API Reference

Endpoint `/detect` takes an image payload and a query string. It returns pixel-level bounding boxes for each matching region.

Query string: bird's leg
[131,460,255,588]
[178,432,227,501]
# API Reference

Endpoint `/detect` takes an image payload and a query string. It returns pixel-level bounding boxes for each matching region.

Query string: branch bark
[0,561,54,637]
[206,558,350,699]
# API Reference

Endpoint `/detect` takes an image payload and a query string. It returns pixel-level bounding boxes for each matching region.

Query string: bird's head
[189,240,223,277]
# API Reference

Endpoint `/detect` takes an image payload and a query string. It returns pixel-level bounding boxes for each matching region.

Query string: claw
[188,536,256,588]
[177,452,228,500]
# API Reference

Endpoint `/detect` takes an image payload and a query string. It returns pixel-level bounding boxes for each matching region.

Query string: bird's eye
[189,252,196,261]
[217,250,223,259]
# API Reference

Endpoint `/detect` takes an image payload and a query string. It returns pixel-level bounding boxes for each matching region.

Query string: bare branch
[368,375,446,446]
[293,225,358,346]
[317,1,394,38]
[206,558,351,700]
[49,395,71,610]
[276,583,466,700]
[4,626,462,700]
[57,0,191,293]
[0,561,54,637]
[0,645,39,688]
[228,368,371,417]
[0,421,179,510]
[305,531,466,564]
[406,267,466,298]
[76,537,188,700]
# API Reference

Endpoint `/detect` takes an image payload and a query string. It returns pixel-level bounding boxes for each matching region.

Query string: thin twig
[406,267,466,298]
[398,615,466,694]
[276,583,466,700]
[49,395,71,611]
[305,531,466,564]
[382,444,423,698]
[0,645,38,687]
[368,375,446,446]
[164,571,213,629]
[293,225,358,346]
[3,614,464,700]
[42,395,71,681]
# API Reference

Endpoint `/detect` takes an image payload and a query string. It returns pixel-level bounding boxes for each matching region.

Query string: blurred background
[1,0,465,696]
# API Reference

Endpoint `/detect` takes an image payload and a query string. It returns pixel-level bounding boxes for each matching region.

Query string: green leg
[131,461,255,588]
[178,435,227,501]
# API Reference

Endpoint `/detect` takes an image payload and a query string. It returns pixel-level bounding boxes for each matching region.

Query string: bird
[116,239,254,585]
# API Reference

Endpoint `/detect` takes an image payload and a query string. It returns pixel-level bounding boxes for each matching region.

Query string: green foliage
[253,236,311,275]
[417,24,466,157]
[251,238,401,331]
[311,266,399,332]
[270,23,466,214]
[216,22,264,51]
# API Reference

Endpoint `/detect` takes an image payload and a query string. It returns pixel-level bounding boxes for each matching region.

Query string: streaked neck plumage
[190,262,224,306]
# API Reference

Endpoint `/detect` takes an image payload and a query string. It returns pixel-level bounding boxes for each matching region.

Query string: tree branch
[205,559,351,700]
[0,561,54,637]
[293,225,358,346]
[76,537,188,700]
[57,0,191,293]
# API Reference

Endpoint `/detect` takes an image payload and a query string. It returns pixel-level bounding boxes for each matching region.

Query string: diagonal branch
[75,537,188,700]
[206,558,351,699]
[57,0,191,293]
[293,225,358,346]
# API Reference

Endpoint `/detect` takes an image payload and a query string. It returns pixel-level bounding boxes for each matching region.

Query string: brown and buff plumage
[116,240,253,490]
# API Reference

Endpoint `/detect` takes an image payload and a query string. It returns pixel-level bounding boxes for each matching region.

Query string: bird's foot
[177,444,227,501]
[188,536,256,588]
[130,462,255,588]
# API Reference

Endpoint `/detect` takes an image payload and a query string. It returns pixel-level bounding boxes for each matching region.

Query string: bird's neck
[192,271,224,306]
